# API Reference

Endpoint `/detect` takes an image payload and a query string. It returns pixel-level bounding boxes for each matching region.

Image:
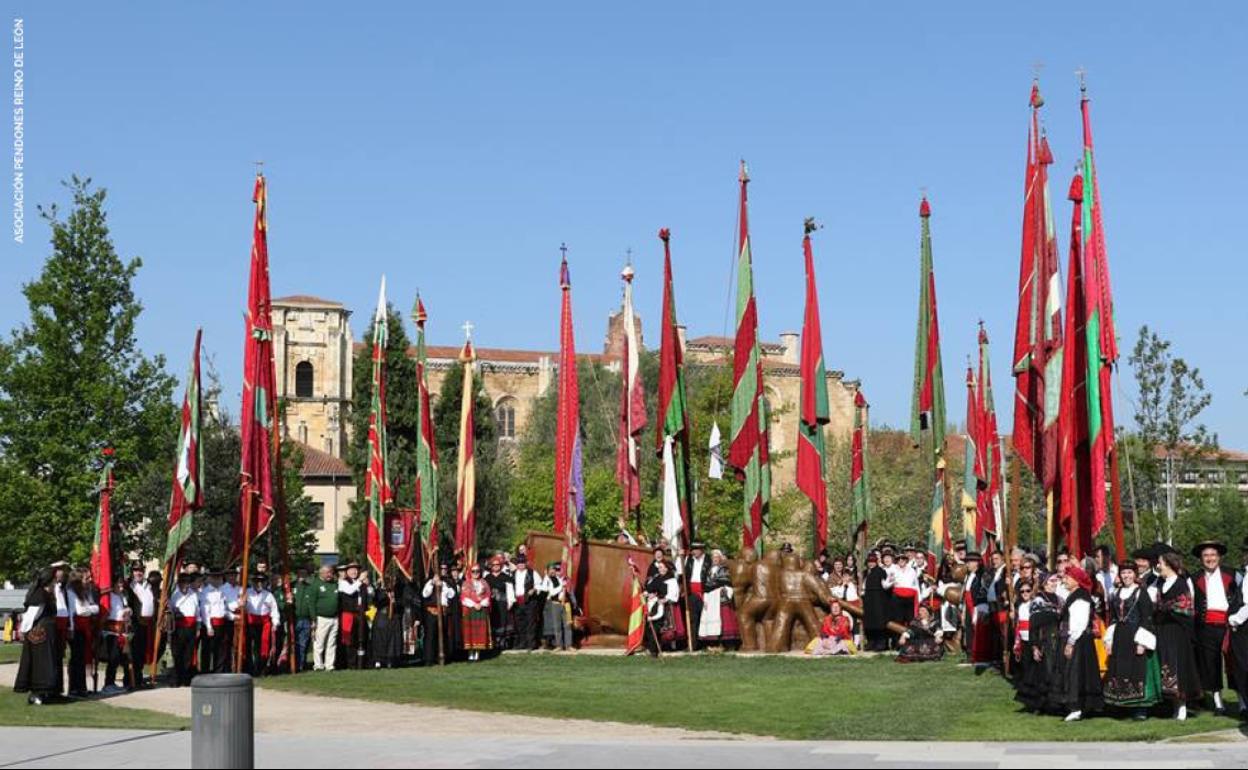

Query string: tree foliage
[0,177,177,581]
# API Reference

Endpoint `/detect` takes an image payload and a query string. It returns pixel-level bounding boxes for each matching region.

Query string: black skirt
[1015,622,1062,712]
[369,608,404,666]
[1053,633,1104,713]
[13,617,60,697]
[1155,620,1202,702]
[1103,623,1161,707]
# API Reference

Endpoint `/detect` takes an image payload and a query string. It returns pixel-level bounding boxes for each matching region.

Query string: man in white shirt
[169,572,201,687]
[539,562,572,651]
[1191,540,1238,715]
[198,568,231,674]
[243,573,280,677]
[128,563,156,687]
[511,556,540,650]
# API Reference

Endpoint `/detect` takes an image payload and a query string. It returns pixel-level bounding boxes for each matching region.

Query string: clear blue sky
[4,3,1246,447]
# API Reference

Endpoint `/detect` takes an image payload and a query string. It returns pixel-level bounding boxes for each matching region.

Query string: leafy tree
[337,304,420,565]
[0,177,176,581]
[1128,325,1215,539]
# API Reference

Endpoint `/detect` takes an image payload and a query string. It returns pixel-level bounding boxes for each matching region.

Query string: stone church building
[270,293,860,560]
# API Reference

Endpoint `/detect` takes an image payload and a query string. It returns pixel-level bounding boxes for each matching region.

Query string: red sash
[175,616,198,629]
[1205,610,1229,626]
[689,582,704,598]
[73,616,97,665]
[1017,619,1031,632]
[246,614,272,658]
[894,586,919,615]
[210,617,227,627]
[339,611,356,645]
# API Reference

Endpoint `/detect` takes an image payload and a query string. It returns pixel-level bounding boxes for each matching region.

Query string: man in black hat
[1131,546,1158,591]
[962,551,995,668]
[510,555,540,650]
[126,562,156,687]
[1191,540,1239,714]
[337,562,367,669]
[243,572,279,676]
[682,541,711,650]
[421,561,458,665]
[198,568,231,674]
[168,571,201,687]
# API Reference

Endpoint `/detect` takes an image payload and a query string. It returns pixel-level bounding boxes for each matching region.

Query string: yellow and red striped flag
[625,556,645,655]
[454,338,477,568]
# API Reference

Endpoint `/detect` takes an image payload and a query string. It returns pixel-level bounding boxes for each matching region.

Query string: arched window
[295,361,314,398]
[495,397,517,440]
[297,423,308,445]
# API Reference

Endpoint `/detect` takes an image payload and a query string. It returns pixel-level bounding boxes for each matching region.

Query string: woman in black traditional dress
[1103,561,1162,718]
[896,603,944,662]
[1053,566,1103,721]
[643,560,684,654]
[1016,572,1062,712]
[14,570,60,705]
[369,576,405,668]
[861,551,890,652]
[1152,551,1202,720]
[485,557,514,651]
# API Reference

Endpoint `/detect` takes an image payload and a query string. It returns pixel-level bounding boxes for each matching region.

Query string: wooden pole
[270,415,297,675]
[1109,445,1126,563]
[234,491,254,673]
[149,556,177,682]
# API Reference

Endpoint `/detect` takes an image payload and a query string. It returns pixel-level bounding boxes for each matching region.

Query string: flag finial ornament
[739,159,749,184]
[412,294,427,326]
[560,247,571,290]
[621,262,634,282]
[1076,66,1088,94]
[461,320,474,342]
[658,227,670,243]
[804,217,818,235]
[919,196,931,218]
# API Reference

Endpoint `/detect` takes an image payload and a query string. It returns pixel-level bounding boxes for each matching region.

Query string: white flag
[662,435,683,554]
[708,421,724,480]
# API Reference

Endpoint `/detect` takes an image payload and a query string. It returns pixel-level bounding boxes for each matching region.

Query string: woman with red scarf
[1053,565,1103,722]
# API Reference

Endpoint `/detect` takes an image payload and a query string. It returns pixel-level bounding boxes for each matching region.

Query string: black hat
[953,539,967,550]
[176,572,193,583]
[904,542,920,552]
[1191,540,1227,558]
[130,561,145,573]
[880,545,896,557]
[690,541,706,551]
[1130,546,1155,562]
[964,551,983,562]
[250,572,268,582]
[342,561,361,570]
[1150,541,1178,559]
[1117,560,1138,573]
[206,567,224,576]
[514,555,528,565]
[148,570,163,582]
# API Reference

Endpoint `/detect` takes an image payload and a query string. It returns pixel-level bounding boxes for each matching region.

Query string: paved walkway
[2,727,1248,768]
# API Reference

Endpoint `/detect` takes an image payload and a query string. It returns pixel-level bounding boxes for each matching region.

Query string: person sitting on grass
[896,603,944,663]
[809,600,854,657]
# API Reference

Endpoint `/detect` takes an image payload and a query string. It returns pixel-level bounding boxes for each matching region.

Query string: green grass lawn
[0,644,21,665]
[0,690,188,731]
[261,654,1245,742]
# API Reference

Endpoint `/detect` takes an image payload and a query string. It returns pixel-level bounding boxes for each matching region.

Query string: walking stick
[435,557,446,667]
[150,557,177,684]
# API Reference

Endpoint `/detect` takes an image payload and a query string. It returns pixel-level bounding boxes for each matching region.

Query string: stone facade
[273,294,859,505]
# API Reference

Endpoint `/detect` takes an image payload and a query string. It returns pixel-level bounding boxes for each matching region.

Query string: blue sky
[3,3,1246,447]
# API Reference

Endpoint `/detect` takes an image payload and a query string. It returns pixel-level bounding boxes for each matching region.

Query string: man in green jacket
[311,564,341,671]
[292,566,317,672]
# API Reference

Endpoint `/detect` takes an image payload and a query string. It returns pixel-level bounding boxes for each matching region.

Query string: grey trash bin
[191,673,254,769]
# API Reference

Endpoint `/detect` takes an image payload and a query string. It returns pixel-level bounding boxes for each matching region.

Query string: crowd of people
[9,546,585,705]
[10,534,1248,726]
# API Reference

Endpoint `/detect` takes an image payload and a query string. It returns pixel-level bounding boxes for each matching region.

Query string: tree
[1128,324,1215,538]
[0,177,177,581]
[337,305,419,564]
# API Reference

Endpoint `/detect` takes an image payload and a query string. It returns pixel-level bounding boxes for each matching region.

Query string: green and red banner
[796,221,829,556]
[364,278,393,575]
[975,326,1004,553]
[849,390,872,547]
[413,296,440,577]
[728,162,771,553]
[1012,81,1064,491]
[910,197,946,457]
[233,173,278,562]
[165,329,204,564]
[655,228,694,548]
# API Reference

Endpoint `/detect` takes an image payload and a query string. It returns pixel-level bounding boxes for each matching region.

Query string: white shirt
[337,578,361,596]
[199,584,230,623]
[220,582,241,620]
[1202,569,1229,612]
[512,568,535,598]
[70,589,98,617]
[171,588,200,621]
[540,575,566,602]
[131,580,155,617]
[1066,595,1091,643]
[421,579,455,607]
[893,564,920,592]
[1017,601,1032,641]
[244,589,279,621]
[1229,576,1248,628]
[54,584,69,618]
[106,592,131,624]
[687,555,706,586]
